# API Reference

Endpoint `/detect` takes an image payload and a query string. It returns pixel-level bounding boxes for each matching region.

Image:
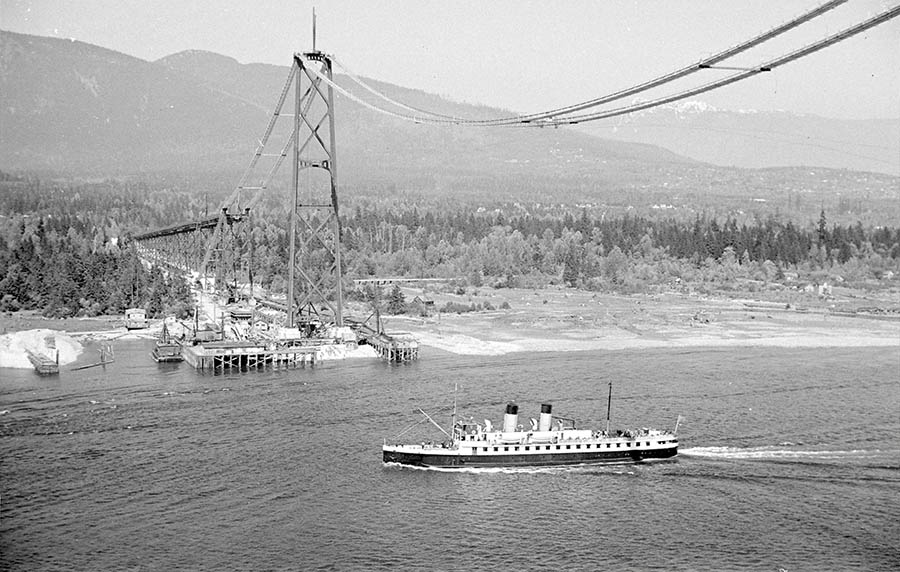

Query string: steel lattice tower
[286,51,344,328]
[132,50,345,329]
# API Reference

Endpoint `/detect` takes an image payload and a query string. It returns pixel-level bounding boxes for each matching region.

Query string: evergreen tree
[386,284,407,315]
[817,209,828,246]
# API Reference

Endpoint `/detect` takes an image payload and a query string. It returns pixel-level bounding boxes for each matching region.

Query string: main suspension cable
[327,0,851,126]
[331,55,466,121]
[298,2,898,128]
[548,4,900,125]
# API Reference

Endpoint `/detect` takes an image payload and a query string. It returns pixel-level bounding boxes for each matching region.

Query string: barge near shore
[27,349,59,375]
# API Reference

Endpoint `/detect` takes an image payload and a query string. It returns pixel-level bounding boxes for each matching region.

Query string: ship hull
[383,445,677,468]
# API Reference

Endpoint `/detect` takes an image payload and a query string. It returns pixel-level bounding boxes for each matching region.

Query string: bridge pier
[365,332,419,363]
[182,341,317,373]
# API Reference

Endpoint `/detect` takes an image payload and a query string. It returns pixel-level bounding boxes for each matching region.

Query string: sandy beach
[0,315,156,369]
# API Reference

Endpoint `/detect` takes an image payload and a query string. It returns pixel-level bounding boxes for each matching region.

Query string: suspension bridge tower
[285,50,345,329]
[131,47,347,331]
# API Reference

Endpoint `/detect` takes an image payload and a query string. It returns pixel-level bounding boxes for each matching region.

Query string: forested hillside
[0,174,194,317]
[1,173,897,319]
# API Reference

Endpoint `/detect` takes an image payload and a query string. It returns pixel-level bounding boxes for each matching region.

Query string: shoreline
[1,289,898,364]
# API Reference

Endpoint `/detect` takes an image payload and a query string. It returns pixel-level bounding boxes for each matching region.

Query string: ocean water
[1,342,898,571]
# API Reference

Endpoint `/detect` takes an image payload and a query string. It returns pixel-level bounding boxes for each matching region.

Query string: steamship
[383,390,680,469]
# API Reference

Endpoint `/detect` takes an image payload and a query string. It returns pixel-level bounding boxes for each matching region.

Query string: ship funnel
[502,402,519,432]
[538,403,553,432]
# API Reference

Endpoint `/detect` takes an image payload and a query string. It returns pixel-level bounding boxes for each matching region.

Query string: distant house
[801,282,832,297]
[124,308,148,329]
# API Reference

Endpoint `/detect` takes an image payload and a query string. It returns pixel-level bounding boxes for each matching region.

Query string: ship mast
[450,383,458,442]
[606,382,612,434]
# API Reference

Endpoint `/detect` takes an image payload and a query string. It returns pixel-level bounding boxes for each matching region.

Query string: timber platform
[352,323,419,362]
[182,340,317,372]
[367,332,418,362]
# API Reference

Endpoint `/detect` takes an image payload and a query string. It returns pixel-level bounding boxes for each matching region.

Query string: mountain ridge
[0,30,692,187]
[581,102,900,176]
[1,29,896,193]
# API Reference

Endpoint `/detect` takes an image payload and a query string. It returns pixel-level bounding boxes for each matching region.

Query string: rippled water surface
[2,343,898,571]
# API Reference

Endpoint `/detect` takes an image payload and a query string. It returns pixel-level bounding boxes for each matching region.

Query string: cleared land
[380,287,900,355]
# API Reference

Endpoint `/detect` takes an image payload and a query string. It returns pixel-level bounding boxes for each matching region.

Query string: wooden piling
[182,340,319,373]
[365,332,419,363]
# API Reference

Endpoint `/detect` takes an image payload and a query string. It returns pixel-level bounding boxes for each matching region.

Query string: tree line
[243,203,899,294]
[1,173,898,319]
[0,212,193,318]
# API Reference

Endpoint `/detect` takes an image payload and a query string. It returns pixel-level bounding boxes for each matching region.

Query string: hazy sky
[2,0,898,120]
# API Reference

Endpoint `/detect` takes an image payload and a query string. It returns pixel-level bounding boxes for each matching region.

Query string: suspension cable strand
[243,68,325,211]
[549,4,900,125]
[246,128,297,211]
[296,53,461,125]
[286,3,898,131]
[220,64,298,209]
[476,0,851,125]
[301,54,531,128]
[331,55,468,121]
[324,0,850,127]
